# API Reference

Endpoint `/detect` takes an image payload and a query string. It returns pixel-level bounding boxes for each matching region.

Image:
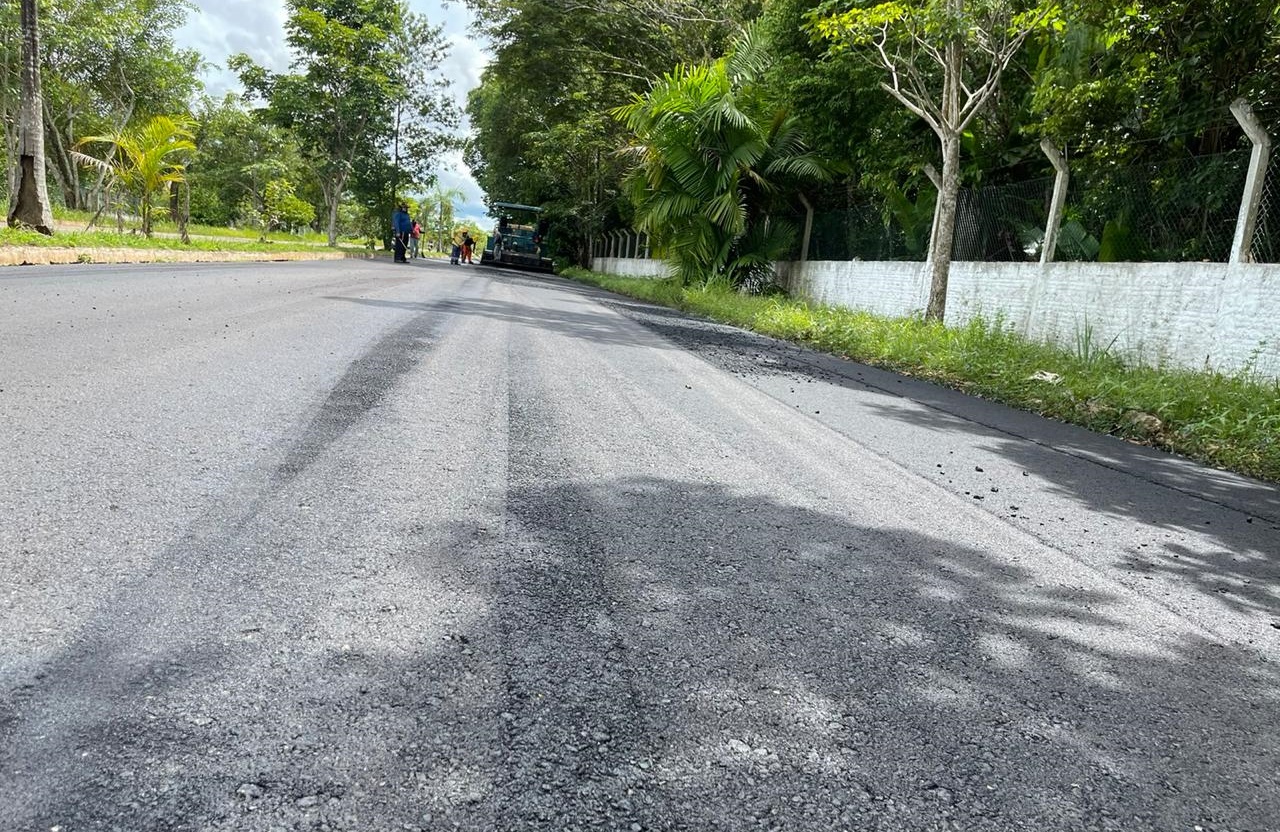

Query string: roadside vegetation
[0,225,331,255]
[564,268,1280,484]
[50,208,337,247]
[3,1,460,253]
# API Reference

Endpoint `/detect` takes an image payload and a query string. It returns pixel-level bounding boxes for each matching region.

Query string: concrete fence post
[1040,139,1070,264]
[797,193,815,263]
[1231,97,1271,264]
[643,233,651,259]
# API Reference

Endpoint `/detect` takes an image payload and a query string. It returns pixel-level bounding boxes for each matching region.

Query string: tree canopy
[2,0,458,248]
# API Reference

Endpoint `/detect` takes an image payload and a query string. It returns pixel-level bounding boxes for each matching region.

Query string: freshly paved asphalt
[1,257,1277,832]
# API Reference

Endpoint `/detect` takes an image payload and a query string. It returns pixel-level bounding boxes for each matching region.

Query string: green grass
[2,225,333,254]
[563,267,1280,483]
[52,207,338,246]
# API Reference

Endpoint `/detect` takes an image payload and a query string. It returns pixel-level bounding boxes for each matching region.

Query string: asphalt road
[1,257,1277,832]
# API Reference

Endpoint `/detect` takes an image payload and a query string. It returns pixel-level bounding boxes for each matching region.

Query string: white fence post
[798,193,814,262]
[1040,139,1070,264]
[1231,97,1271,264]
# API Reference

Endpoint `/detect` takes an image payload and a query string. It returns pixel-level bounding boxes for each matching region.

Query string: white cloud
[437,149,491,227]
[442,33,489,97]
[177,1,290,98]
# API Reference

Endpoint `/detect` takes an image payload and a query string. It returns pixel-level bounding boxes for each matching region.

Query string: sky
[174,0,492,225]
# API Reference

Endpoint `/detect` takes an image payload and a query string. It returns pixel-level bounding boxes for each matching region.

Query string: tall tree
[7,0,54,234]
[812,0,1050,320]
[464,0,759,264]
[422,183,464,253]
[0,0,201,211]
[234,0,453,247]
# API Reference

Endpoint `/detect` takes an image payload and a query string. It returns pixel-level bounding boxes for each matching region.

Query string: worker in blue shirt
[392,203,412,263]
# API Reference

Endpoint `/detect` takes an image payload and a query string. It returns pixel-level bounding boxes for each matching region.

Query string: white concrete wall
[593,257,671,279]
[599,255,1280,377]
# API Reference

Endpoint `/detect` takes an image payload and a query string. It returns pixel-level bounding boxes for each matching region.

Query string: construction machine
[479,202,555,274]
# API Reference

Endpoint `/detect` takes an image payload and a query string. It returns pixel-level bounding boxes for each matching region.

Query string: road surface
[2,257,1278,831]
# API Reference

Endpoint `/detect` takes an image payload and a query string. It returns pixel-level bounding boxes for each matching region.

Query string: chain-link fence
[592,230,653,260]
[953,177,1056,262]
[1061,150,1249,262]
[1252,154,1280,263]
[597,145,1280,265]
[803,201,924,261]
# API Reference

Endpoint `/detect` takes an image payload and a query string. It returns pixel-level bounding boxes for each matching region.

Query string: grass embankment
[3,226,310,254]
[563,268,1280,483]
[52,207,334,247]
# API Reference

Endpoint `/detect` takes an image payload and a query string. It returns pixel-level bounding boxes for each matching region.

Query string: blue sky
[174,0,491,225]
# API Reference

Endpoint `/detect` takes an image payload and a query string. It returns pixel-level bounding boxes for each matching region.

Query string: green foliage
[187,95,311,229]
[73,115,197,237]
[0,0,202,210]
[238,178,315,240]
[1029,0,1280,159]
[463,0,757,265]
[233,0,456,246]
[564,267,1280,482]
[421,184,463,253]
[614,28,828,287]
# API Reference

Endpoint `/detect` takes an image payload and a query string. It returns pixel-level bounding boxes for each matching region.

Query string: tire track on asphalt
[0,273,482,830]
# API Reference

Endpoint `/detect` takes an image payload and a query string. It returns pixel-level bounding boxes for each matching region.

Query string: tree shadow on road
[476,473,1280,831]
[591,292,1280,624]
[3,473,1278,831]
[324,268,679,352]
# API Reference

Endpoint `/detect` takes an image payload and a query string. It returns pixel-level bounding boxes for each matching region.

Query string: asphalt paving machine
[479,202,555,274]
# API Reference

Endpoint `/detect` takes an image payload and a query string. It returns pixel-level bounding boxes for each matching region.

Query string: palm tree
[73,115,197,237]
[614,27,827,287]
[7,0,54,234]
[423,184,465,254]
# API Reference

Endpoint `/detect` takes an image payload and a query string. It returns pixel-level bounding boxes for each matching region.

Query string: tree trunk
[7,0,53,234]
[924,22,964,323]
[179,180,190,244]
[43,99,81,210]
[326,190,340,247]
[927,134,962,322]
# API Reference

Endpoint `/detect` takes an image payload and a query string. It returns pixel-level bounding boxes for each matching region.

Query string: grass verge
[562,267,1280,483]
[2,226,327,254]
[52,207,334,246]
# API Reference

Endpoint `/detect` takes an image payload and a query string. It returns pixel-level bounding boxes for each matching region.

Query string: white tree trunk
[927,133,962,322]
[925,16,963,322]
[7,0,53,234]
